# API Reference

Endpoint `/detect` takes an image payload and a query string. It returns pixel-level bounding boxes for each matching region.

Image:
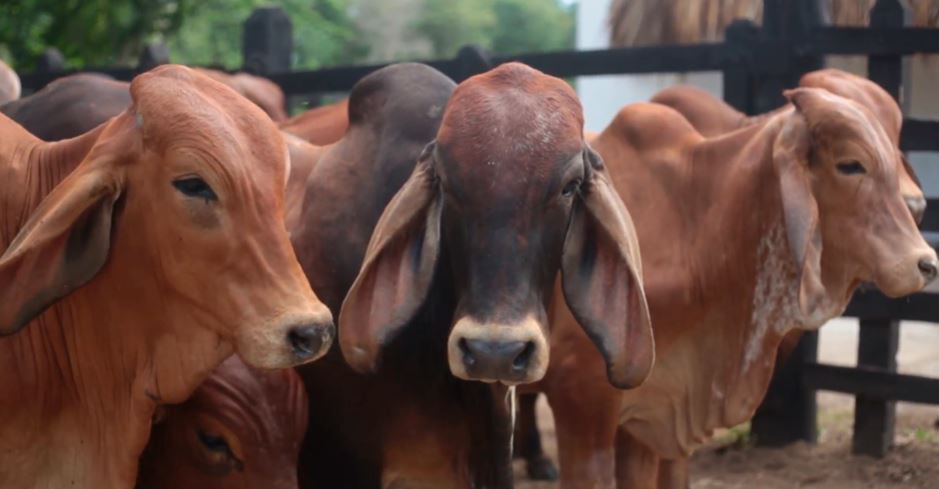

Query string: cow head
[138,356,308,489]
[774,87,937,321]
[0,65,333,370]
[339,63,653,388]
[799,69,927,224]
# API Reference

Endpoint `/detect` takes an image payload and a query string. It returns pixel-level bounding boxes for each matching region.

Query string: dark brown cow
[0,65,333,488]
[536,89,937,489]
[138,356,309,489]
[1,73,131,141]
[280,98,350,146]
[291,62,653,488]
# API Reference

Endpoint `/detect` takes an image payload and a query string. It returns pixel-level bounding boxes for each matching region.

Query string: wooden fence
[15,0,939,459]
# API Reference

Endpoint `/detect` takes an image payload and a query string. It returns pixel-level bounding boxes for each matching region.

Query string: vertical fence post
[36,48,65,73]
[454,45,493,83]
[138,42,170,73]
[749,0,825,447]
[852,0,906,459]
[243,7,293,75]
[722,20,759,113]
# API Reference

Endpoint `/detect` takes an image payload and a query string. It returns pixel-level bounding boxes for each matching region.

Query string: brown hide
[0,65,331,489]
[280,98,350,146]
[651,68,926,223]
[540,92,936,488]
[1,74,131,141]
[0,59,20,104]
[138,356,309,489]
[193,68,289,122]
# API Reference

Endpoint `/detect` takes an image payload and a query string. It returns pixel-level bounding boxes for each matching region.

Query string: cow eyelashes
[173,176,218,202]
[197,430,230,453]
[562,179,582,198]
[836,160,866,175]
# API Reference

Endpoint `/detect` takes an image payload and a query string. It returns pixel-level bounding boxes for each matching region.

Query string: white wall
[575,0,722,133]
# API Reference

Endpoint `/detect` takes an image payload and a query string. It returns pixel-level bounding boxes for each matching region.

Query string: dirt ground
[515,319,939,489]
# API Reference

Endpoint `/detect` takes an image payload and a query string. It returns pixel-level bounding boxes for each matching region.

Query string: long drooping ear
[777,90,825,319]
[339,143,442,373]
[0,161,122,335]
[561,146,654,389]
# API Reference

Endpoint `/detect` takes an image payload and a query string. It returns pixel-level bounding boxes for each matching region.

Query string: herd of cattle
[0,56,934,489]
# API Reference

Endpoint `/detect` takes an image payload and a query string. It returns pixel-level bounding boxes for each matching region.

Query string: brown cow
[3,69,288,142]
[291,62,652,488]
[0,59,20,104]
[535,89,937,489]
[137,356,309,489]
[1,73,132,141]
[0,65,333,489]
[193,68,289,122]
[651,68,926,222]
[280,98,350,146]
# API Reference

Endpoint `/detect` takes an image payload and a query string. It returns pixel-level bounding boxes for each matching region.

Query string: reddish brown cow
[0,59,20,104]
[290,62,652,488]
[0,65,332,488]
[280,98,350,146]
[652,68,926,222]
[138,356,309,489]
[194,68,289,122]
[535,89,937,489]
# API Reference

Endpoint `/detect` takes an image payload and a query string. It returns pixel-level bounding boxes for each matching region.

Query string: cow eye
[562,179,582,198]
[197,430,230,453]
[836,160,866,175]
[173,176,218,202]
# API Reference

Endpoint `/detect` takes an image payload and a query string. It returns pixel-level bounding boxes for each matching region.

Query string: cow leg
[615,429,660,489]
[550,389,620,489]
[657,457,689,489]
[513,392,559,481]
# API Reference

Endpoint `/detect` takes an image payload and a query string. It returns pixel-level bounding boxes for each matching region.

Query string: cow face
[339,63,653,389]
[0,66,333,369]
[138,357,308,489]
[799,69,927,224]
[774,88,937,319]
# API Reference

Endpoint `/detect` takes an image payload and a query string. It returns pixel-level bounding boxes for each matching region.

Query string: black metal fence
[14,0,939,460]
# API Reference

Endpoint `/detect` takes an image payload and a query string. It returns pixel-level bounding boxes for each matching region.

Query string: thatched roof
[609,0,939,46]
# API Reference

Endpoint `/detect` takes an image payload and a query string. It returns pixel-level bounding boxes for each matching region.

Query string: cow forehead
[130,65,287,178]
[436,63,583,190]
[803,94,895,166]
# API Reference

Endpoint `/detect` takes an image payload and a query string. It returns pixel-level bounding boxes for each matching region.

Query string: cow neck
[618,112,821,457]
[0,235,231,489]
[0,123,104,246]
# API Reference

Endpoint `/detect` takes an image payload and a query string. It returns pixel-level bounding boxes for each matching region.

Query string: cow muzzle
[447,315,548,385]
[237,307,335,369]
[875,246,939,297]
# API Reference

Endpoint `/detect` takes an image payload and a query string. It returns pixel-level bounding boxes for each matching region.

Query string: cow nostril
[458,338,476,367]
[287,325,329,358]
[512,341,535,371]
[918,258,938,282]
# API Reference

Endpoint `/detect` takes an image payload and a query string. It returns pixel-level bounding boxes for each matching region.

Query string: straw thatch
[608,0,939,46]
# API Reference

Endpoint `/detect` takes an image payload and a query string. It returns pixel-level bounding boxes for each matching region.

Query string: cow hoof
[526,456,559,481]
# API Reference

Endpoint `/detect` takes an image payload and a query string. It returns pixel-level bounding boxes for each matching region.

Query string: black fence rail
[13,0,939,460]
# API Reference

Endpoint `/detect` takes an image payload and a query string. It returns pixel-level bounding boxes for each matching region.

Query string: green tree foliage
[0,0,189,69]
[413,0,575,58]
[169,0,366,69]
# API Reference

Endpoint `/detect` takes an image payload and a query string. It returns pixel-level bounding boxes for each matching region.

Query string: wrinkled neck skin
[0,126,231,488]
[608,116,850,458]
[0,274,232,488]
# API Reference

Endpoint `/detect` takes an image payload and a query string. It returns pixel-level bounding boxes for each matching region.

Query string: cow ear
[776,94,825,319]
[0,160,122,335]
[339,142,442,373]
[561,146,654,389]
